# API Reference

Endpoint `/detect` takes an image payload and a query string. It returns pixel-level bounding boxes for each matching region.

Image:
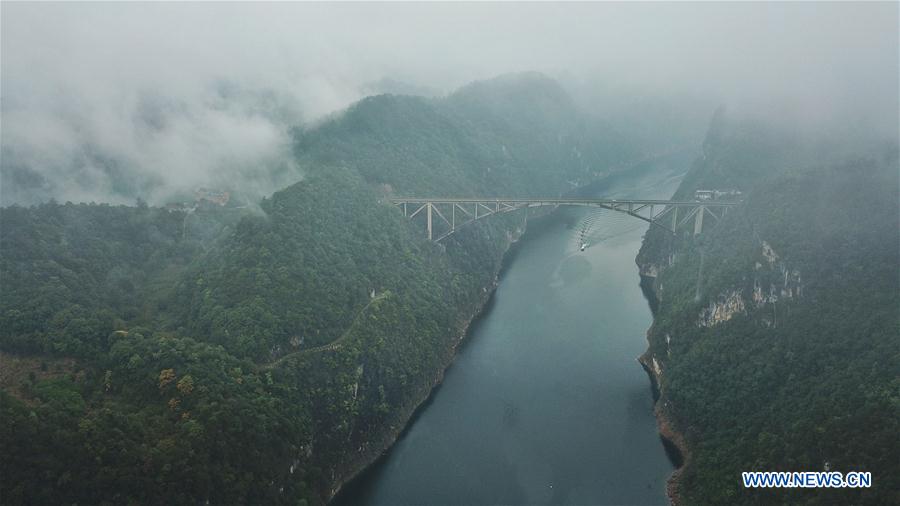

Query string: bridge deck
[389,197,739,206]
[389,196,741,241]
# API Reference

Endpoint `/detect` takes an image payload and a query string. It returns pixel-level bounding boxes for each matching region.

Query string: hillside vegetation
[637,112,900,505]
[1,73,670,504]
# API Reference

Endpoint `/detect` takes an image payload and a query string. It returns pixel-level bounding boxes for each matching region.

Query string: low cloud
[2,2,896,205]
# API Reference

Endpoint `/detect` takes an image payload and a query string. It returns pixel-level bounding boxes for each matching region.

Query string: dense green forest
[637,112,900,505]
[9,70,893,506]
[0,73,667,504]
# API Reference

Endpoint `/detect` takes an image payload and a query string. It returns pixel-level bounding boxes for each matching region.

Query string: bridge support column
[427,202,433,241]
[694,205,705,235]
[390,197,737,241]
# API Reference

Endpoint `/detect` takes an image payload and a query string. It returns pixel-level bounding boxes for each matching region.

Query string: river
[334,157,690,506]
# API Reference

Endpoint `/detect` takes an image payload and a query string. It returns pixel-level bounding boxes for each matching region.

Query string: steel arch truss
[391,197,739,242]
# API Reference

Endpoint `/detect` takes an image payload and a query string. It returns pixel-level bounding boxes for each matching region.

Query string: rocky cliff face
[635,112,899,505]
[697,289,745,327]
[698,241,803,328]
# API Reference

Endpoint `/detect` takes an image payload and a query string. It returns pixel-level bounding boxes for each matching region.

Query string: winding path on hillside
[261,292,390,370]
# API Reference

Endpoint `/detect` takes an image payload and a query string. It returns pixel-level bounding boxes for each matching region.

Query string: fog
[2,2,897,205]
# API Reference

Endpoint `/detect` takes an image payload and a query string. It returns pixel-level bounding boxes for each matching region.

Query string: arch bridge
[390,197,740,242]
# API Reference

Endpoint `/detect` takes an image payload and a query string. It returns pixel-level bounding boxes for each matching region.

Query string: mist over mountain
[1,69,671,505]
[2,2,896,206]
[636,108,899,506]
[1,3,898,506]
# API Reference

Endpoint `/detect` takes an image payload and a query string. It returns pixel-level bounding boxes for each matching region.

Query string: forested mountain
[1,73,671,504]
[294,72,643,197]
[637,112,899,505]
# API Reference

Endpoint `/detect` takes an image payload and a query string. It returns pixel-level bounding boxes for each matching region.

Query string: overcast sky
[2,1,897,204]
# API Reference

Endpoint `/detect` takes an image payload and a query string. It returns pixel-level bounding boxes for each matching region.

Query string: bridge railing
[389,197,740,241]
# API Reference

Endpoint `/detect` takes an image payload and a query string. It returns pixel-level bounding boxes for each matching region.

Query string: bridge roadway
[389,197,741,241]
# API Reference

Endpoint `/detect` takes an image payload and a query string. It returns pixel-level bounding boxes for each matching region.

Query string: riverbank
[638,274,689,506]
[330,161,686,504]
[638,348,689,506]
[326,224,529,504]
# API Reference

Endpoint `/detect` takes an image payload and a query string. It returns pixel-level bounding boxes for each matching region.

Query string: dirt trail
[261,292,390,369]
